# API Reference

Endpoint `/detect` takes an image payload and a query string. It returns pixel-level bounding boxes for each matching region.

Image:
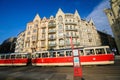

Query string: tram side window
[11,55,16,59]
[106,48,111,54]
[79,50,84,56]
[32,54,36,58]
[36,53,41,58]
[42,53,48,58]
[85,49,95,55]
[16,54,22,58]
[66,51,72,56]
[0,55,5,59]
[22,54,27,58]
[49,52,56,57]
[57,51,64,57]
[96,48,105,54]
[6,55,10,59]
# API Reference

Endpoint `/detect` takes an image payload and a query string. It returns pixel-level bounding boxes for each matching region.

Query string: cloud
[87,0,113,36]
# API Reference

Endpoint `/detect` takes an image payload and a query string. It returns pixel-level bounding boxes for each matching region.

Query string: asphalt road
[0,57,120,80]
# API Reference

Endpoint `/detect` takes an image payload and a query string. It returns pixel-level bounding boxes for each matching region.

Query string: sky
[0,0,112,44]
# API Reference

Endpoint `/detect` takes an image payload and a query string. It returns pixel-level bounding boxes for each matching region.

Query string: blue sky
[0,0,111,44]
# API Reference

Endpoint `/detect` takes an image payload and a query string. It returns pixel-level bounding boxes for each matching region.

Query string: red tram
[32,46,115,66]
[0,46,115,66]
[0,53,29,66]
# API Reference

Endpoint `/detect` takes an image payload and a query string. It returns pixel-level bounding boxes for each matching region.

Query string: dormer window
[109,12,112,16]
[58,15,63,22]
[92,23,94,26]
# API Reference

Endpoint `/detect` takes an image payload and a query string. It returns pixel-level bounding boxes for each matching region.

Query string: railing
[48,36,56,40]
[41,26,46,28]
[73,42,80,46]
[66,35,78,38]
[40,37,45,40]
[65,42,71,46]
[48,23,56,28]
[31,45,36,48]
[41,44,45,47]
[59,43,64,46]
[65,22,77,25]
[48,43,56,47]
[48,29,56,33]
[65,28,77,31]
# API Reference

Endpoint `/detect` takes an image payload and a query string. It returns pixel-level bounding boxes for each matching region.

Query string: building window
[110,12,112,16]
[27,37,30,41]
[33,29,37,33]
[32,36,36,40]
[42,29,45,33]
[35,24,38,27]
[89,39,92,42]
[58,15,63,22]
[58,25,62,29]
[41,41,45,45]
[66,19,67,22]
[71,32,73,36]
[27,31,30,35]
[70,25,72,29]
[112,19,115,23]
[42,34,45,38]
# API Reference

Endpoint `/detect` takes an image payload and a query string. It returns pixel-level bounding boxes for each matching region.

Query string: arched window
[58,15,63,22]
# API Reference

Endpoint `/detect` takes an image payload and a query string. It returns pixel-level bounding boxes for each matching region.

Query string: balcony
[65,22,77,25]
[41,26,46,28]
[48,29,56,33]
[41,31,46,34]
[40,37,45,40]
[25,39,30,42]
[72,35,79,38]
[48,36,56,40]
[59,43,64,46]
[66,28,77,31]
[48,43,56,47]
[41,45,45,48]
[31,45,36,48]
[66,35,78,38]
[48,23,56,28]
[31,39,37,42]
[73,42,80,46]
[65,42,71,46]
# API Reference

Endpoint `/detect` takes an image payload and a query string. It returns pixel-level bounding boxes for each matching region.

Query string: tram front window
[96,48,105,54]
[106,48,112,54]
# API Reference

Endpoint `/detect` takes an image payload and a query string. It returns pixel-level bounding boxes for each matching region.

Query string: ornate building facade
[15,8,101,53]
[104,0,120,54]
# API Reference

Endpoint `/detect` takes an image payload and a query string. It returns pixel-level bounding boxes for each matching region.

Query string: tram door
[27,53,32,66]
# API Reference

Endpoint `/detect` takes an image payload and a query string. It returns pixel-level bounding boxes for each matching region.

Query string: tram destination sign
[73,49,79,56]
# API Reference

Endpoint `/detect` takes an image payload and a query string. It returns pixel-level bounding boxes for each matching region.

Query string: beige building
[104,0,120,54]
[15,31,25,52]
[15,8,101,53]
